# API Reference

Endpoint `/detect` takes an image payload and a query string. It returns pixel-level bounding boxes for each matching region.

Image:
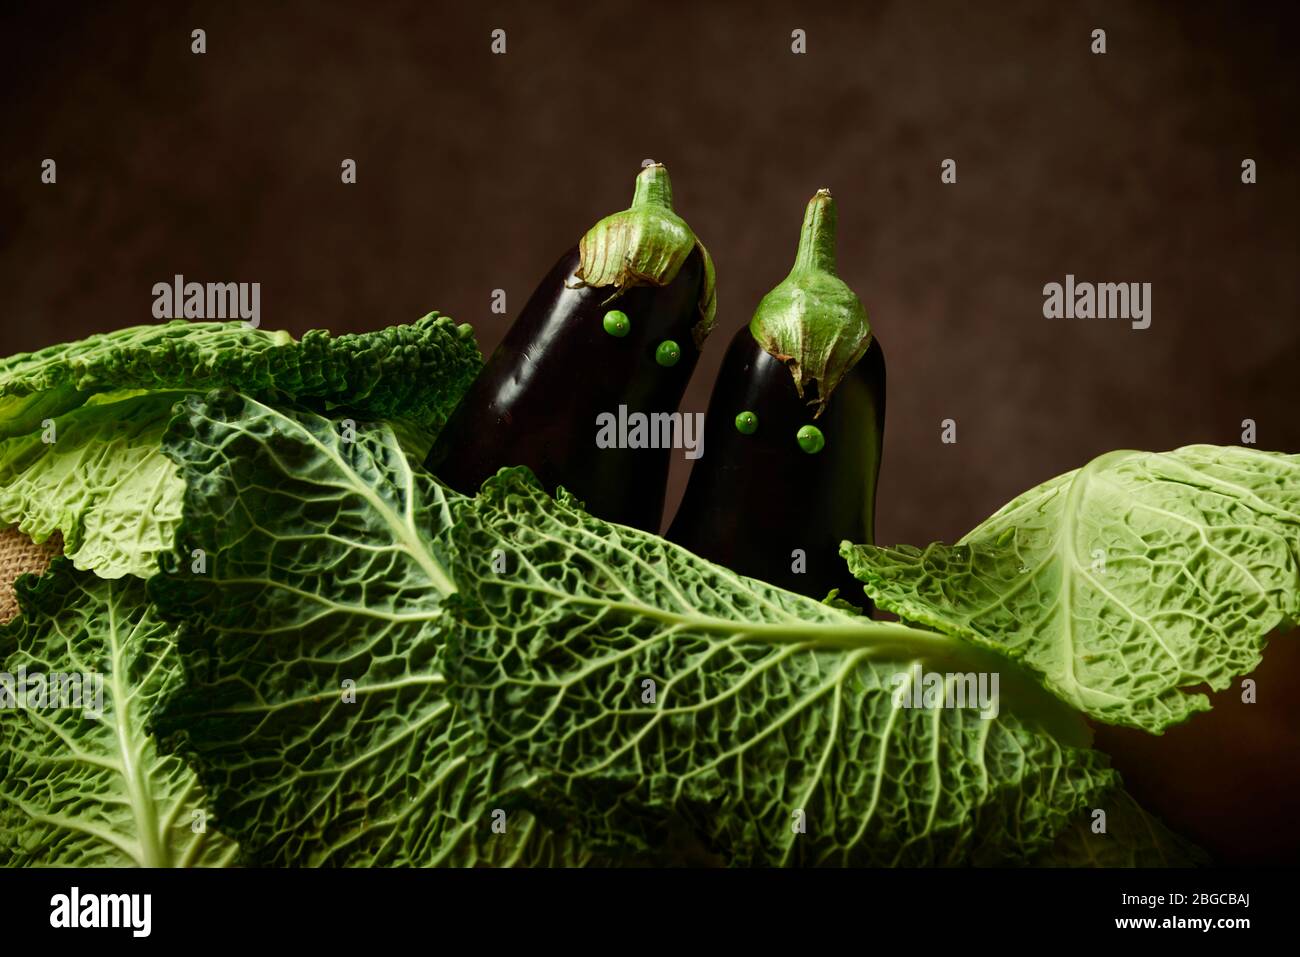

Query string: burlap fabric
[0,526,62,623]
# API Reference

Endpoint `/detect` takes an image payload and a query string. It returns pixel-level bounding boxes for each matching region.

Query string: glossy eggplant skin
[427,244,705,530]
[667,327,885,602]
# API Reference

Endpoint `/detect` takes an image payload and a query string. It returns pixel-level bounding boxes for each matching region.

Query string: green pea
[655,339,681,367]
[796,424,825,454]
[734,411,758,434]
[602,310,630,337]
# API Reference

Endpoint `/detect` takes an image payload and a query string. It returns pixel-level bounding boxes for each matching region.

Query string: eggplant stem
[791,188,837,276]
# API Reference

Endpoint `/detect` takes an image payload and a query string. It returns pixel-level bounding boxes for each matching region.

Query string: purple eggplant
[667,189,885,603]
[427,163,716,530]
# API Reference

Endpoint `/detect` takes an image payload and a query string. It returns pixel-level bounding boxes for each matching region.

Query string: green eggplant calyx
[749,188,873,419]
[575,162,718,350]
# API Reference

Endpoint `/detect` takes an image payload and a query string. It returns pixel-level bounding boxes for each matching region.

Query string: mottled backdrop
[2,0,1297,864]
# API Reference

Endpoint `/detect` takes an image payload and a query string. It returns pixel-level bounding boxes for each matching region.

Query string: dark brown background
[2,1,1297,865]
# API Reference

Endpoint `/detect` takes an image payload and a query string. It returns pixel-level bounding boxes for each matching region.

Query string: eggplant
[427,163,716,530]
[667,189,885,602]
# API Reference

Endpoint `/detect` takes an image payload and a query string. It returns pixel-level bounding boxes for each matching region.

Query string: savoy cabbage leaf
[0,316,480,579]
[1033,786,1209,867]
[843,445,1300,733]
[0,558,237,867]
[0,393,185,579]
[0,314,482,437]
[444,468,1120,866]
[149,391,589,866]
